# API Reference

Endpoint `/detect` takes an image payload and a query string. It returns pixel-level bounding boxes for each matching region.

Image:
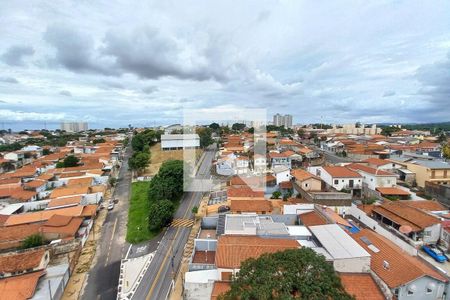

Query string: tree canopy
[209,122,220,130]
[148,160,184,202]
[131,129,162,152]
[220,248,353,300]
[57,155,80,168]
[128,151,150,174]
[380,126,401,137]
[197,127,214,148]
[232,123,246,132]
[148,199,175,231]
[443,144,450,160]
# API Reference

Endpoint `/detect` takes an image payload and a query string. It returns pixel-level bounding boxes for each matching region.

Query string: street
[131,146,216,300]
[82,142,133,300]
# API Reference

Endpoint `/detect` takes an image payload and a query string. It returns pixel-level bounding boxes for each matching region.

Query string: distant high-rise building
[272,114,293,129]
[60,122,88,132]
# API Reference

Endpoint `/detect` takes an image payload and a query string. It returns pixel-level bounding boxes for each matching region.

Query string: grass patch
[126,181,159,244]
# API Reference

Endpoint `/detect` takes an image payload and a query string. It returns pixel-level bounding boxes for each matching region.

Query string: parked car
[423,245,447,263]
[113,198,119,204]
[107,202,115,210]
[218,205,230,213]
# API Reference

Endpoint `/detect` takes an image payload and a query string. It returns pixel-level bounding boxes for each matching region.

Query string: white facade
[60,122,88,132]
[309,167,362,191]
[357,171,397,190]
[273,166,291,185]
[161,134,200,150]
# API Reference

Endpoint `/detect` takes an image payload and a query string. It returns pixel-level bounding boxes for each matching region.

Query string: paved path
[82,139,133,300]
[131,146,216,300]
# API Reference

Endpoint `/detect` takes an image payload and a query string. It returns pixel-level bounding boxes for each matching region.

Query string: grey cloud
[1,45,34,66]
[416,51,450,106]
[101,81,124,89]
[142,86,158,94]
[382,90,396,97]
[59,90,72,97]
[0,76,19,84]
[44,24,115,75]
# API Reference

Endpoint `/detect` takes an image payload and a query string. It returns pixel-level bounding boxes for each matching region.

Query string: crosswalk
[170,218,194,228]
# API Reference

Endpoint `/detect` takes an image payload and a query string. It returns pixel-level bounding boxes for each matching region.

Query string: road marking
[145,192,195,300]
[170,218,194,227]
[104,217,118,267]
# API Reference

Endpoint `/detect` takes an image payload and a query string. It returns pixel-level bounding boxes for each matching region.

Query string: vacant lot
[126,181,158,244]
[143,143,203,176]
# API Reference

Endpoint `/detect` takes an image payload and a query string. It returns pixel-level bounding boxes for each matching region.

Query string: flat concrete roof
[309,224,370,259]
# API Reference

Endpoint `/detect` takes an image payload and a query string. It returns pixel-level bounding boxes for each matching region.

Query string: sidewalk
[117,251,155,299]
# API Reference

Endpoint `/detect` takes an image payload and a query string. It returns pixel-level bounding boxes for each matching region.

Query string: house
[0,248,50,278]
[215,235,300,280]
[0,269,45,299]
[376,187,410,200]
[363,158,398,171]
[352,229,448,300]
[230,200,273,214]
[234,156,249,175]
[298,210,328,227]
[160,134,200,151]
[0,223,41,251]
[310,166,362,192]
[268,152,291,169]
[308,224,371,273]
[347,163,397,191]
[272,165,290,185]
[253,154,266,174]
[291,169,322,192]
[41,214,84,240]
[227,186,265,200]
[222,214,291,237]
[371,201,441,244]
[390,156,450,188]
[3,151,25,162]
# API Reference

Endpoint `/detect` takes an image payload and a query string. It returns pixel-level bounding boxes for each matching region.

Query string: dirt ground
[61,192,109,300]
[142,143,203,177]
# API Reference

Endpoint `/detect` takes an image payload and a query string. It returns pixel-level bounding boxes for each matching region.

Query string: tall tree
[231,123,246,132]
[209,122,220,131]
[128,152,150,174]
[148,160,184,201]
[148,199,175,231]
[197,127,213,148]
[63,155,80,167]
[443,144,450,160]
[220,248,353,300]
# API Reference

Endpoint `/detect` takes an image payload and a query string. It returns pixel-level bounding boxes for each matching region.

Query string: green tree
[271,191,281,199]
[209,122,220,131]
[128,152,150,174]
[92,138,106,144]
[42,148,52,155]
[220,248,353,300]
[22,234,44,249]
[109,177,117,187]
[231,123,246,132]
[63,155,80,167]
[148,160,184,202]
[442,144,450,160]
[381,126,401,137]
[192,205,198,214]
[438,132,447,144]
[1,161,15,172]
[131,133,145,152]
[148,200,175,231]
[297,129,305,138]
[199,128,213,148]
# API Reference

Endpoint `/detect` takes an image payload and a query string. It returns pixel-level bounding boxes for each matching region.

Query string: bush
[271,191,281,199]
[148,160,184,202]
[22,234,43,249]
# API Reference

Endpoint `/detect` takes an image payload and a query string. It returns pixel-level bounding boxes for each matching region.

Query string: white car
[107,202,114,210]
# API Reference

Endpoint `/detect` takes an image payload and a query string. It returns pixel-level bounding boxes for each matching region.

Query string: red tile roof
[0,248,46,274]
[404,200,446,212]
[363,158,391,167]
[347,163,395,176]
[192,250,216,264]
[291,169,319,182]
[352,229,447,288]
[339,273,384,300]
[227,186,265,199]
[0,223,42,250]
[376,187,410,196]
[211,281,231,300]
[215,236,299,269]
[323,166,362,178]
[230,200,273,213]
[299,211,328,226]
[0,270,45,300]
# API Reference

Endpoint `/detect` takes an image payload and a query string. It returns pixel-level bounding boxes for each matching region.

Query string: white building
[309,224,371,273]
[160,134,200,151]
[272,166,291,185]
[309,166,362,191]
[60,122,88,132]
[347,163,397,191]
[273,114,293,128]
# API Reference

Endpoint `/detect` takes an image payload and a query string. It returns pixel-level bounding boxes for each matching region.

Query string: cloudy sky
[1,0,450,129]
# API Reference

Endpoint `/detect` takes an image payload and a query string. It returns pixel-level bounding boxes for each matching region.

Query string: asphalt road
[82,140,133,300]
[131,146,216,300]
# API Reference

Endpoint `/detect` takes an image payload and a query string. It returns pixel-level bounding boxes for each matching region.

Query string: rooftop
[0,248,46,274]
[299,211,328,227]
[215,235,299,269]
[352,229,447,288]
[230,199,273,213]
[339,273,385,300]
[323,166,362,178]
[0,270,44,300]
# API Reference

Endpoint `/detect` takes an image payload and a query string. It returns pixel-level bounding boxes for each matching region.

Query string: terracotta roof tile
[9,189,37,202]
[0,223,41,250]
[299,211,328,226]
[230,200,273,213]
[47,195,82,208]
[375,187,410,196]
[291,169,320,182]
[352,229,447,288]
[347,163,395,176]
[363,158,391,167]
[41,215,83,237]
[4,205,85,226]
[372,201,440,231]
[404,200,446,212]
[50,185,90,199]
[0,270,45,300]
[192,250,216,264]
[339,273,384,300]
[0,248,46,273]
[211,281,231,300]
[215,236,299,269]
[23,180,46,189]
[323,166,362,178]
[227,187,265,199]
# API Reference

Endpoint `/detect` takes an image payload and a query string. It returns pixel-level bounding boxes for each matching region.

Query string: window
[305,183,309,188]
[334,180,339,185]
[424,231,431,237]
[387,180,391,184]
[426,288,433,294]
[394,289,399,296]
[407,290,414,296]
[342,179,344,183]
